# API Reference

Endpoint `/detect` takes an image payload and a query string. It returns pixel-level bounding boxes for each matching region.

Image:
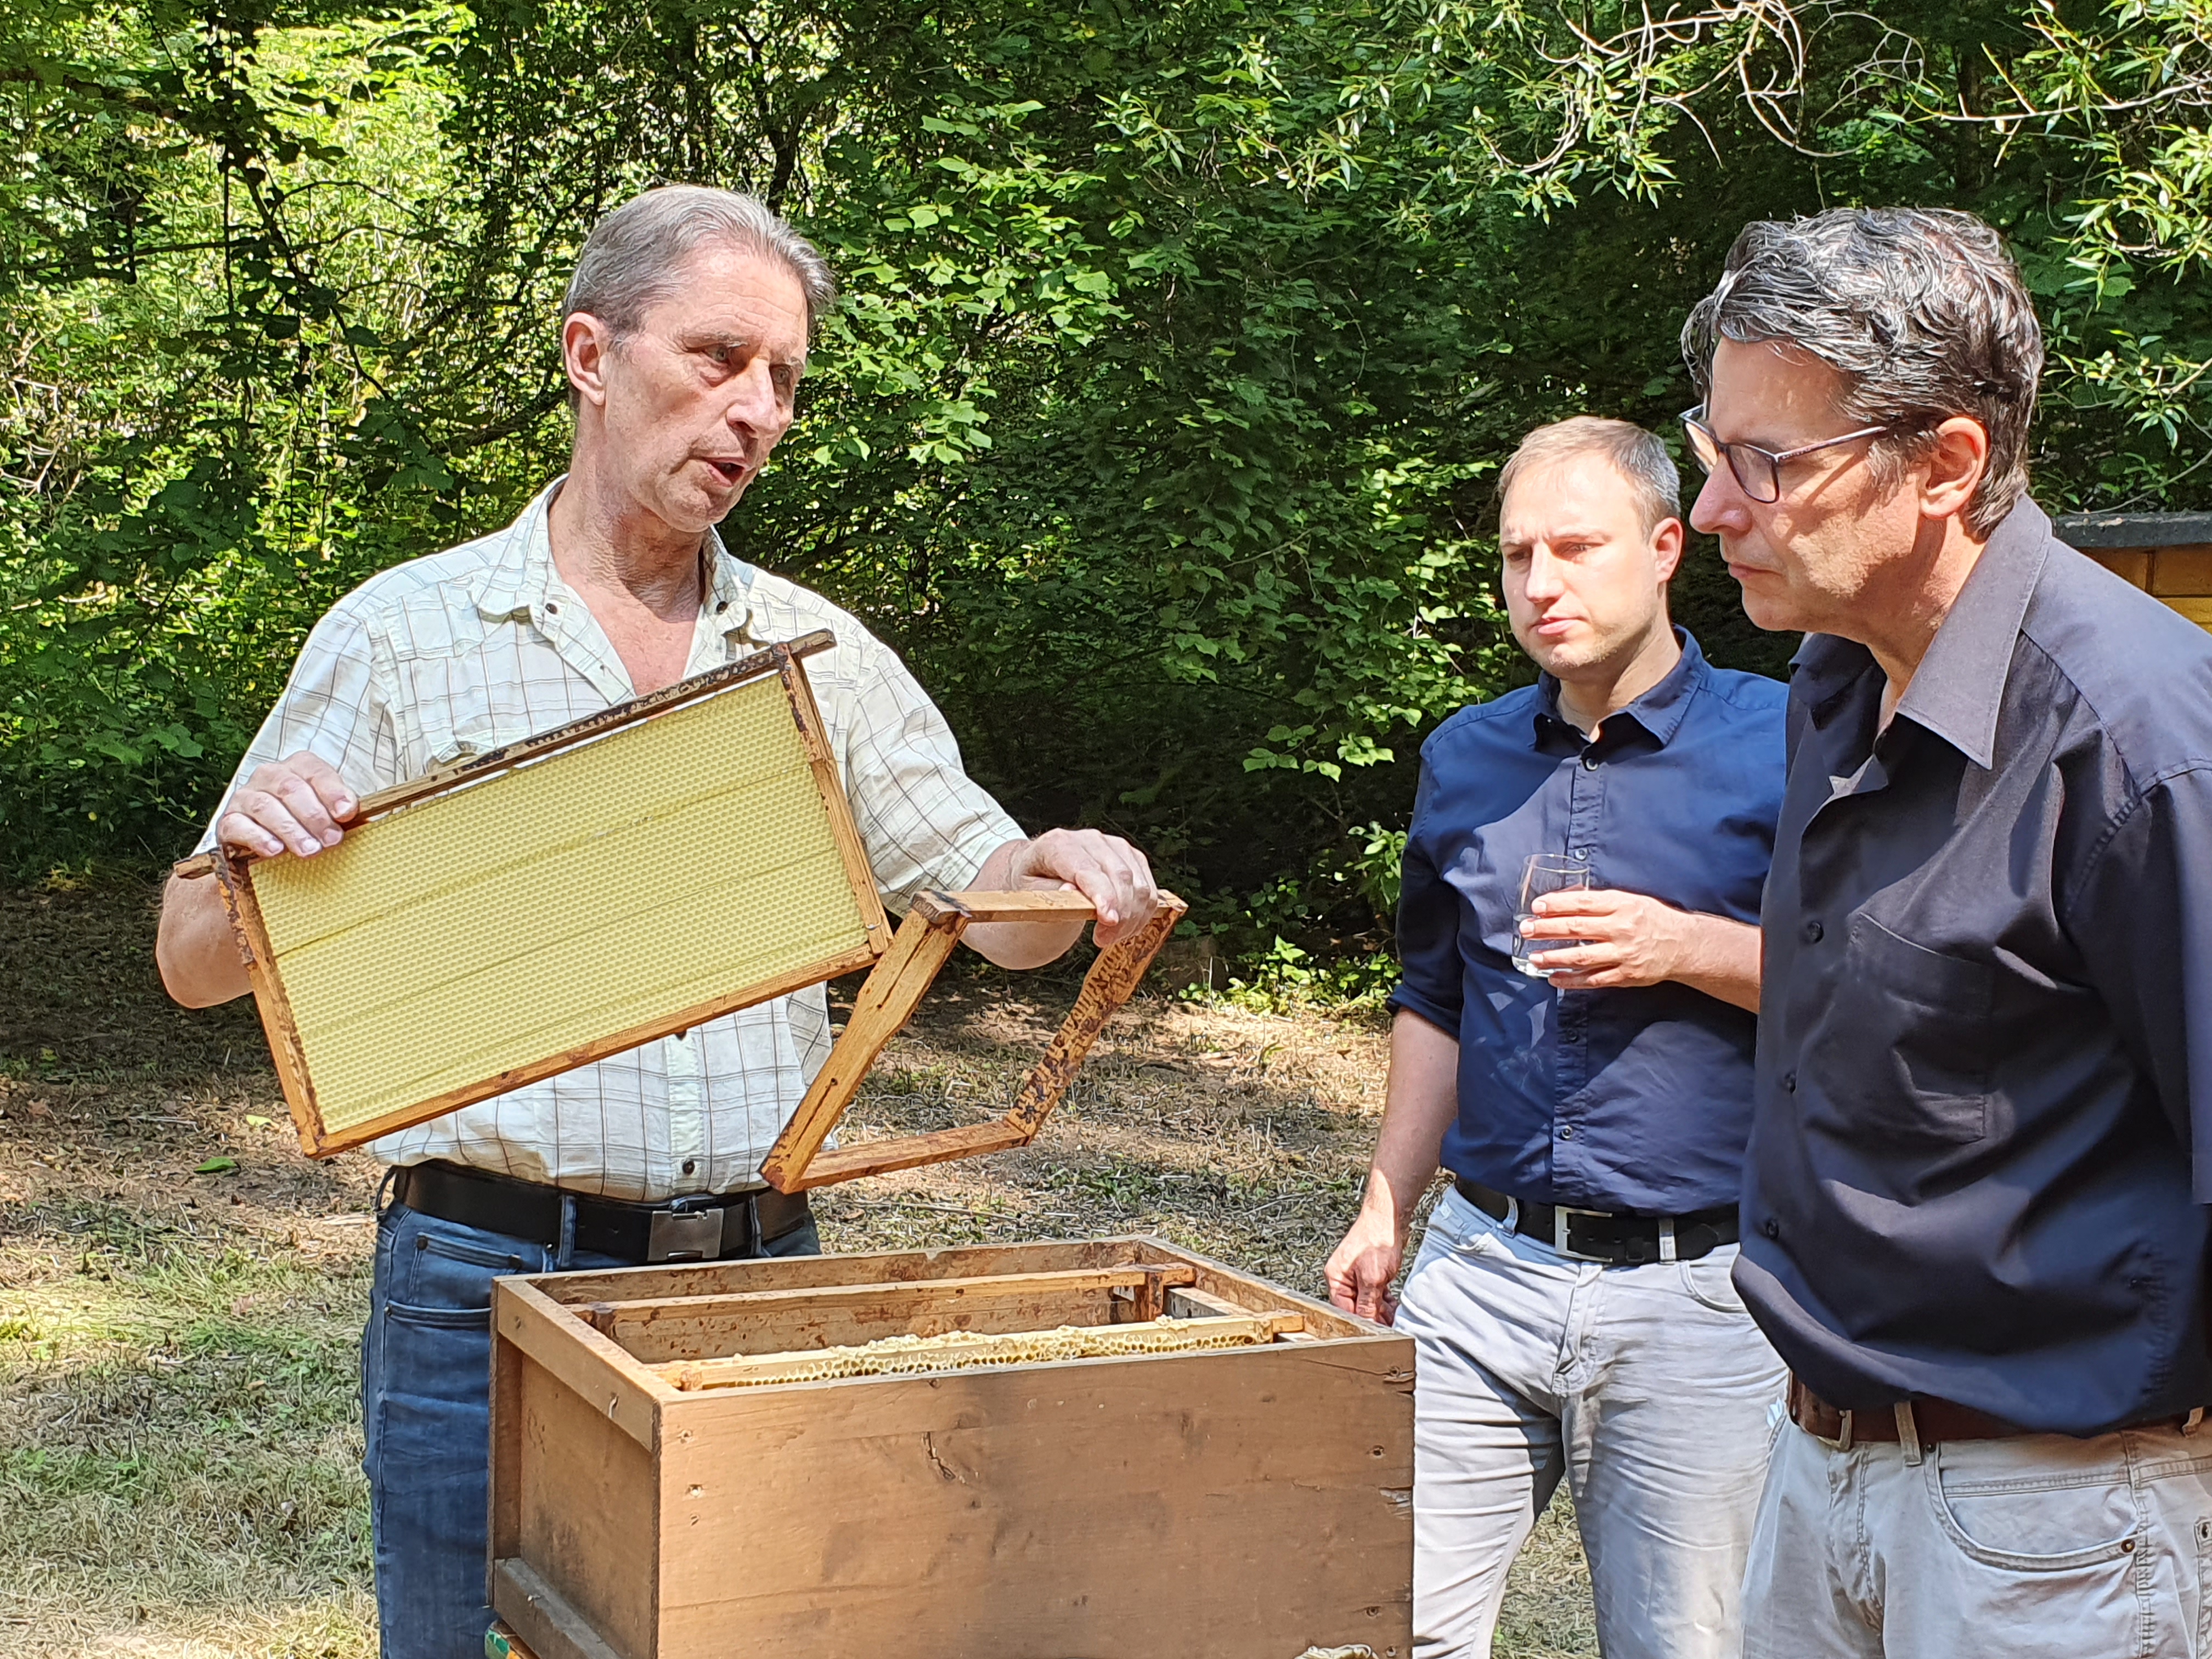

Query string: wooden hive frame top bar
[496,1235,1373,1413]
[178,630,1186,1179]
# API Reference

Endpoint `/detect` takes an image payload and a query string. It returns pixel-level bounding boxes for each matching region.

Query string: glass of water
[1514,853,1593,978]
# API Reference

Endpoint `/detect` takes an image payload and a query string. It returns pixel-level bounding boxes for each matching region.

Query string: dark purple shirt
[1742,498,2212,1434]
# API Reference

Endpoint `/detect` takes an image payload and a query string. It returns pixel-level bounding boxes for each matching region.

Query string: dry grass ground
[0,876,1598,1658]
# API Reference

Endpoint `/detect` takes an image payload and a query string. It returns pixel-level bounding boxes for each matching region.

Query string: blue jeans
[362,1192,821,1659]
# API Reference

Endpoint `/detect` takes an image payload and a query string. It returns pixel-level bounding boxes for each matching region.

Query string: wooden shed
[2057,510,2212,631]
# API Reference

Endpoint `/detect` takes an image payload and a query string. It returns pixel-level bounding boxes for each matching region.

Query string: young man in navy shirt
[1328,417,1788,1658]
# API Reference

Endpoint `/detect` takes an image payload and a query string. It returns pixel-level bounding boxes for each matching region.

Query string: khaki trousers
[1397,1185,1787,1659]
[1743,1409,2212,1658]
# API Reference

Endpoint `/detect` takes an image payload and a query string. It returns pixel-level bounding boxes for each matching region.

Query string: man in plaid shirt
[156,185,1160,1659]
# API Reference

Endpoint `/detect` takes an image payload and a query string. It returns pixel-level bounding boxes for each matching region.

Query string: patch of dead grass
[1,877,1598,1657]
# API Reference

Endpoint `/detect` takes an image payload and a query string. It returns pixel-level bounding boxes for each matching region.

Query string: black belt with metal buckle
[1454,1176,1737,1265]
[391,1159,812,1263]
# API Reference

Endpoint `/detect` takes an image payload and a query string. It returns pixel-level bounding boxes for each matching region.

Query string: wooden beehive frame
[487,1236,1412,1659]
[759,885,1187,1192]
[175,632,886,1156]
[176,630,1186,1177]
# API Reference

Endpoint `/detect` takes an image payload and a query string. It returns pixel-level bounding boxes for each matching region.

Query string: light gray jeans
[1396,1184,1788,1659]
[1742,1408,2212,1657]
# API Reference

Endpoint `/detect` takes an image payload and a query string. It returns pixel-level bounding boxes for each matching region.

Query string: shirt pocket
[1806,913,1995,1146]
[389,654,534,776]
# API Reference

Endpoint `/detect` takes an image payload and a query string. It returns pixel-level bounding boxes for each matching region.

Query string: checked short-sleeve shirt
[195,479,1024,1201]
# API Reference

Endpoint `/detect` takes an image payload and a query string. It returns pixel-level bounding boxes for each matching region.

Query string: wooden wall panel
[654,1342,1414,1659]
[512,1358,660,1659]
[2151,545,2212,596]
[2084,548,2153,588]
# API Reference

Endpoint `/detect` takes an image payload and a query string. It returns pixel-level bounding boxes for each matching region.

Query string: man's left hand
[1517,888,1697,990]
[1008,827,1161,948]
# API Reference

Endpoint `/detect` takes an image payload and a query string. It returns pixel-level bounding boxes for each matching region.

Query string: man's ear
[1921,416,1990,524]
[1650,516,1685,585]
[563,312,618,409]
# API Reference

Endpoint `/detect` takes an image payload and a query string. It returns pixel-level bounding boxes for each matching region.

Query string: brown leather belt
[1787,1374,2031,1448]
[392,1159,812,1263]
[1788,1374,2205,1449]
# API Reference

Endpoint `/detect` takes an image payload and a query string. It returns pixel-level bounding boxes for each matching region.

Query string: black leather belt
[1455,1176,1737,1265]
[391,1159,812,1263]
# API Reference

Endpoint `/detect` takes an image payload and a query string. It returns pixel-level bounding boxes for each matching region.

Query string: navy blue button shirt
[1390,631,1788,1214]
[1743,500,2212,1435]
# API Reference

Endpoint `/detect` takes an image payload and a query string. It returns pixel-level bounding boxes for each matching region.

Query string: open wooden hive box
[490,1236,1414,1659]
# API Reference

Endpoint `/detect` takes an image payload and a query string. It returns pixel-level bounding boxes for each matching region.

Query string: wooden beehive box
[489,1237,1414,1659]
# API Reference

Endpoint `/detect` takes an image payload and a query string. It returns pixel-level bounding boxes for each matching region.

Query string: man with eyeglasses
[1683,205,2212,1657]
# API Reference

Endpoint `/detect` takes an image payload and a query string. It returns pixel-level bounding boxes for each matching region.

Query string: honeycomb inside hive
[667,1315,1279,1390]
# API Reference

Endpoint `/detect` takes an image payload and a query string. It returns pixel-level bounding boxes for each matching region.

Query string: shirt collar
[1891,497,2052,770]
[469,475,758,639]
[467,479,562,622]
[1534,627,1709,749]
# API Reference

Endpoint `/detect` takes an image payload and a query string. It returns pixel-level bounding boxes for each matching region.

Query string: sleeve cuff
[1386,983,1461,1034]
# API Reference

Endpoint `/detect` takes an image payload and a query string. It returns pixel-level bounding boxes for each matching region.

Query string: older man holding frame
[156,186,1160,1659]
[1328,416,1789,1658]
[1685,206,2212,1656]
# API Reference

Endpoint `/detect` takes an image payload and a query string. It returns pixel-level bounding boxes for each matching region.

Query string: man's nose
[1689,469,1745,537]
[1524,548,1566,599]
[724,362,786,434]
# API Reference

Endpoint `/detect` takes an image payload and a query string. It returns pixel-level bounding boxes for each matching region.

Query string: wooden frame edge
[491,1559,623,1659]
[212,854,328,1155]
[492,1278,678,1453]
[778,653,893,957]
[174,631,839,889]
[759,889,1187,1192]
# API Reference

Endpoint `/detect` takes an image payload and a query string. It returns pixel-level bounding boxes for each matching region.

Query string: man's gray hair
[1498,416,1682,536]
[562,185,838,339]
[1681,207,2042,537]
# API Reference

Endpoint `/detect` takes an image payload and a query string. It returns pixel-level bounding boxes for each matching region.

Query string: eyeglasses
[1679,405,1898,504]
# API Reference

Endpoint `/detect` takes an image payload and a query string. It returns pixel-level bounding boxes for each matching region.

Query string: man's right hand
[217,752,359,860]
[160,751,360,1008]
[1325,1201,1406,1325]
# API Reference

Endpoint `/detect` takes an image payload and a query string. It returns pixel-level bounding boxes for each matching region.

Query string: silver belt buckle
[647,1201,723,1262]
[1553,1205,1611,1262]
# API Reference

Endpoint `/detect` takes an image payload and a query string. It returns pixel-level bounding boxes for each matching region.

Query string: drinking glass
[1513,853,1593,978]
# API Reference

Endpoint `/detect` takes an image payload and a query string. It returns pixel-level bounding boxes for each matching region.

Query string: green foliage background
[7,0,2212,947]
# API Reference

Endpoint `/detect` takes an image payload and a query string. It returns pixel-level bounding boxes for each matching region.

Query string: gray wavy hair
[1681,208,2042,537]
[562,185,838,340]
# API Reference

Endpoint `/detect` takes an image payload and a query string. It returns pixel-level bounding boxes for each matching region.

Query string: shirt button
[1802,919,1824,944]
[1559,1125,1576,1139]
[1581,752,1601,771]
[681,1159,697,1176]
[1762,1217,1781,1240]
[1782,1071,1797,1093]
